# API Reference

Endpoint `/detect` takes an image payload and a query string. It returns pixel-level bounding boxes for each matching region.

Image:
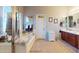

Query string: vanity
[60,29,79,49]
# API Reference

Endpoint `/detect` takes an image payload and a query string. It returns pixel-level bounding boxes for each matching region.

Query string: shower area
[0,6,24,53]
[0,6,12,52]
[0,6,36,53]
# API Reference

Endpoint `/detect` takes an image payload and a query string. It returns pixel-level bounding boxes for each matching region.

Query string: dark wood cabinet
[61,32,65,40]
[61,32,68,41]
[76,35,79,49]
[68,33,76,46]
[60,31,79,49]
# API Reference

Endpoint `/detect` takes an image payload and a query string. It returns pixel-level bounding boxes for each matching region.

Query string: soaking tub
[15,32,36,52]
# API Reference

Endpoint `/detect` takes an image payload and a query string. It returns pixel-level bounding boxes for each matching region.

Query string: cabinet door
[78,38,79,49]
[76,35,79,49]
[64,32,68,42]
[61,31,67,41]
[61,32,66,40]
[68,33,76,46]
[61,31,64,40]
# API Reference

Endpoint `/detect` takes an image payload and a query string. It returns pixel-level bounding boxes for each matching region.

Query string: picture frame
[49,17,53,22]
[54,18,58,23]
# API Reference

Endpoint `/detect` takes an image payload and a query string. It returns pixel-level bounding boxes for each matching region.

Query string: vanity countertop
[60,28,79,35]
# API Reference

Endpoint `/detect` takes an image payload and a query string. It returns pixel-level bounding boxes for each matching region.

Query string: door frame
[35,14,47,39]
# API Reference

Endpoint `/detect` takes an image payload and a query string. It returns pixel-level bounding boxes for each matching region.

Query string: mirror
[61,15,77,28]
[68,16,74,27]
[23,16,33,33]
[73,13,79,29]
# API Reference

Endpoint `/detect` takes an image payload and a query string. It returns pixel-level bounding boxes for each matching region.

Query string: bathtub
[15,32,36,52]
[25,33,36,52]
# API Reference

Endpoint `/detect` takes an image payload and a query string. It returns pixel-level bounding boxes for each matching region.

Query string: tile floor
[0,39,78,53]
[0,42,26,53]
[30,39,78,53]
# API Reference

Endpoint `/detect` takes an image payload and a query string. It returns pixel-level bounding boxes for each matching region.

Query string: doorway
[35,15,46,39]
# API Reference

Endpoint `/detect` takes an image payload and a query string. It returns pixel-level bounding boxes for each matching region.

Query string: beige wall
[23,6,79,39]
[67,6,79,15]
[23,6,67,39]
[23,6,69,38]
[23,6,68,17]
[23,6,79,16]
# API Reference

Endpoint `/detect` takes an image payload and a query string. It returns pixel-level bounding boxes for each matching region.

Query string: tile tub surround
[25,32,36,52]
[15,32,31,43]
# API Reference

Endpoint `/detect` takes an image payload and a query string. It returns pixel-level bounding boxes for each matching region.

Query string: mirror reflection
[23,16,33,33]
